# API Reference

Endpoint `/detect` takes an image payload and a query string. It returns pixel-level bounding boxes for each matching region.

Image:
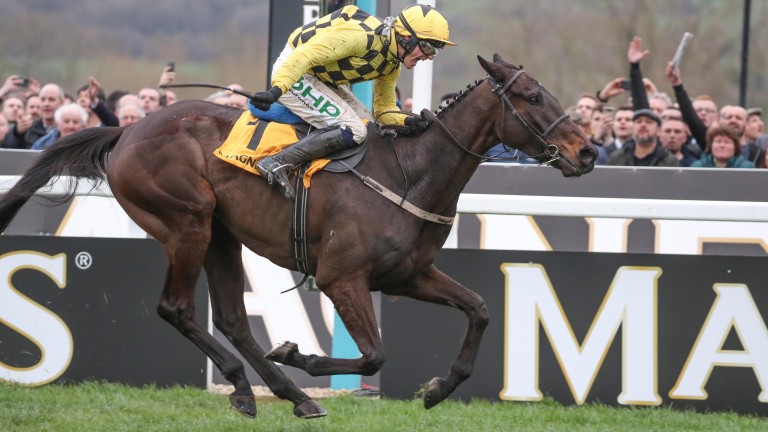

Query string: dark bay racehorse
[0,54,596,419]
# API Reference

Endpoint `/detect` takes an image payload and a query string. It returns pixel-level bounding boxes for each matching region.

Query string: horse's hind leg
[110,139,259,417]
[204,218,326,419]
[153,222,262,418]
[127,200,258,417]
[389,265,489,409]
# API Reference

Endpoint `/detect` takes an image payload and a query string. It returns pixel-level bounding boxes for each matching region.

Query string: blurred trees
[0,0,270,100]
[0,0,765,109]
[397,0,768,110]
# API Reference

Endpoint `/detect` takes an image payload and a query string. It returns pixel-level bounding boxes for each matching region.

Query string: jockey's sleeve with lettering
[271,5,407,126]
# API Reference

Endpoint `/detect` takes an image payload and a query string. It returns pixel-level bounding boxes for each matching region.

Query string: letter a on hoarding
[670,284,768,402]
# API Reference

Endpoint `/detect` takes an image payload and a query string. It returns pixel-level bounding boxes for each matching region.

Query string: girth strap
[281,165,310,293]
[293,165,310,274]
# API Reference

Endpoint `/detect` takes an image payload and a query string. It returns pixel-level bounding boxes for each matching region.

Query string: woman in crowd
[690,125,755,169]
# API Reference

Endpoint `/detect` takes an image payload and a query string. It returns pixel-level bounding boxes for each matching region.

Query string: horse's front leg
[388,265,489,409]
[266,276,385,377]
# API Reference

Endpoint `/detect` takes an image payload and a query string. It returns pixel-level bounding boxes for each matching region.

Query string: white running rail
[2,176,767,222]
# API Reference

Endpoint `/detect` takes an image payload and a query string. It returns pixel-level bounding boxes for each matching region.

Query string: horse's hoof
[229,394,257,418]
[423,377,446,410]
[266,341,299,364]
[293,399,328,419]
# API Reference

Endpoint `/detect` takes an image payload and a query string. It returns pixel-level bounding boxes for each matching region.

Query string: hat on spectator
[747,107,762,117]
[633,108,661,126]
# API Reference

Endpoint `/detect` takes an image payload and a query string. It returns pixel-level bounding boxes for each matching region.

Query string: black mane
[434,79,486,119]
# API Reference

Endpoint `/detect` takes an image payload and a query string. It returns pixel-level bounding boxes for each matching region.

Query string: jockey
[249,4,455,199]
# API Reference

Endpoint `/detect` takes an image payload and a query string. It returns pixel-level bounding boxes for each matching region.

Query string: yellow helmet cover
[394,5,455,47]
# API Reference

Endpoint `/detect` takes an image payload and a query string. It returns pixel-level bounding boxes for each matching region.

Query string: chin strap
[395,34,415,63]
[393,12,421,63]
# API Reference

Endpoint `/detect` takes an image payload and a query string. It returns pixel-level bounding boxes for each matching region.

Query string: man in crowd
[30,103,89,150]
[25,95,42,121]
[740,108,763,163]
[608,109,679,166]
[693,96,718,128]
[118,103,146,127]
[2,96,25,127]
[138,87,163,115]
[575,94,598,137]
[3,83,64,148]
[659,118,698,167]
[603,106,634,155]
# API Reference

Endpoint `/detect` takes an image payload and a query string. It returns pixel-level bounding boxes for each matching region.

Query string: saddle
[252,101,371,172]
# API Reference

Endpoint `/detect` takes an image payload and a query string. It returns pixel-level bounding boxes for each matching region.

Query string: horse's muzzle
[555,143,597,177]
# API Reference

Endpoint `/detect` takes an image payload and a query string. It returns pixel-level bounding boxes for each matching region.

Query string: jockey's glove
[250,86,283,111]
[403,114,432,135]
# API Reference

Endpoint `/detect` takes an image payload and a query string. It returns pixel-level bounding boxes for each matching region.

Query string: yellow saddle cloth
[214,111,330,188]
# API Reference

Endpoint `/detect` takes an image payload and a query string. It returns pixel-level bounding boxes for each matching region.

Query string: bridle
[412,69,571,167]
[486,68,570,166]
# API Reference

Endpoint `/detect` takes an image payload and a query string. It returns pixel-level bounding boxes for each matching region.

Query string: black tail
[0,126,125,233]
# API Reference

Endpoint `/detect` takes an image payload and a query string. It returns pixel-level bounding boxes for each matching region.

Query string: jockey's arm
[373,72,408,126]
[271,29,367,94]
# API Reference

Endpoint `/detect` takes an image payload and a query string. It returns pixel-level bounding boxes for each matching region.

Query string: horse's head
[478,54,597,176]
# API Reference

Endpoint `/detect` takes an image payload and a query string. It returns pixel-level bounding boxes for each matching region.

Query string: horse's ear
[492,53,516,68]
[478,55,505,81]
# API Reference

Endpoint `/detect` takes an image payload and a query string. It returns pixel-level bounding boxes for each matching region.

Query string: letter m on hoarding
[499,264,662,405]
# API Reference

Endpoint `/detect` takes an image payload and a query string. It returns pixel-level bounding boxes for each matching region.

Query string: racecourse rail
[1,175,767,222]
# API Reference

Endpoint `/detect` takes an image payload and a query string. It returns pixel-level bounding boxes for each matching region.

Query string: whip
[159,83,253,98]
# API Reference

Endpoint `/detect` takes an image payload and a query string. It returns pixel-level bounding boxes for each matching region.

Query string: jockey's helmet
[394,5,455,56]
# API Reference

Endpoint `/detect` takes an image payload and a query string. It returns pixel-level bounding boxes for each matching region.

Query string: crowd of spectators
[0,65,246,151]
[565,36,767,169]
[3,38,767,170]
[476,36,767,169]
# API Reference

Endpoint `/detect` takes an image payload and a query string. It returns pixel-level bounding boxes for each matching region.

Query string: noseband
[488,68,569,165]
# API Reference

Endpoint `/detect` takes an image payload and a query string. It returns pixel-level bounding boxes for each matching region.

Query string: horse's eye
[528,94,542,105]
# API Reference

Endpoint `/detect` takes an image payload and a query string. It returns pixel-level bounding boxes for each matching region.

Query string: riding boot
[257,127,349,200]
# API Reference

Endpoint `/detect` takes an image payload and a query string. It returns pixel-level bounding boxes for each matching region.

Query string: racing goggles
[418,39,445,57]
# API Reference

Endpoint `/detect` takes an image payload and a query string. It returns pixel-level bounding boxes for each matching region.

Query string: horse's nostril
[577,147,597,166]
[580,146,598,164]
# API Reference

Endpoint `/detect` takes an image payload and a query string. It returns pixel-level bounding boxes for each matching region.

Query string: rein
[339,159,454,225]
[356,70,573,225]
